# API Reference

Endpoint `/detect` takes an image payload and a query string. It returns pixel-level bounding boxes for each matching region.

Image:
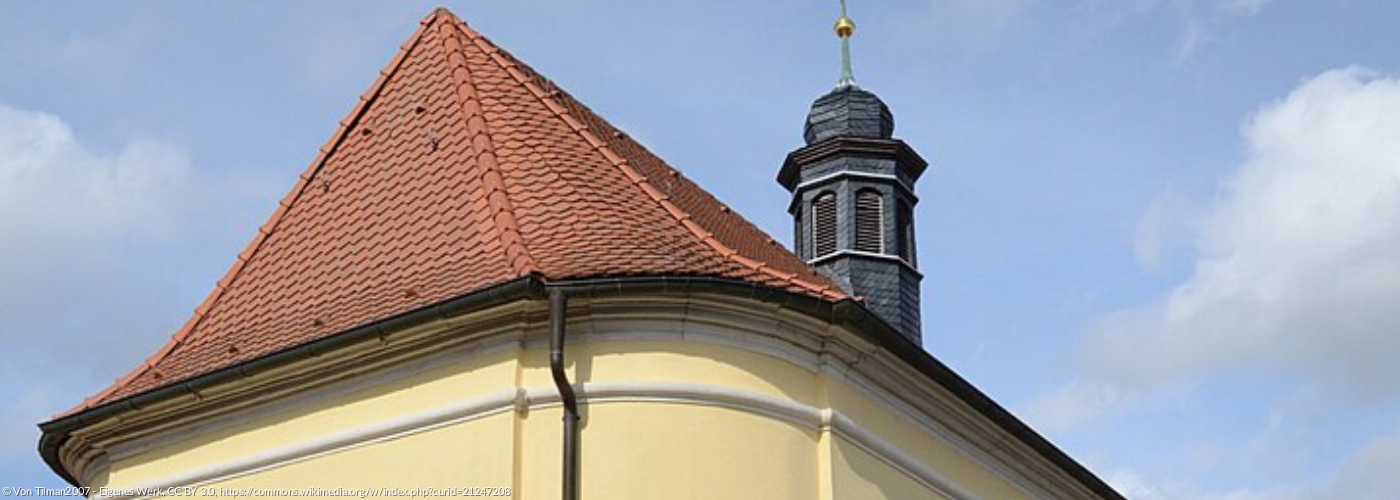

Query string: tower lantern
[777,0,928,343]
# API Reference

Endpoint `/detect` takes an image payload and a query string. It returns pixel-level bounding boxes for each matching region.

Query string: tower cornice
[778,136,929,190]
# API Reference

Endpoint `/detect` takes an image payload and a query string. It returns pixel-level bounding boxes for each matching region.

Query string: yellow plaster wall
[518,340,820,405]
[832,436,949,500]
[823,376,1034,500]
[148,414,515,499]
[111,347,521,487]
[520,404,818,500]
[100,336,1037,500]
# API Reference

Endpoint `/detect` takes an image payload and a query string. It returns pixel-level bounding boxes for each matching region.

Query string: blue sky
[2,1,1398,498]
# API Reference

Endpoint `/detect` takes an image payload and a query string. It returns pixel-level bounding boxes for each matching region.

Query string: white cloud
[1024,379,1136,432]
[1030,65,1400,498]
[0,105,195,248]
[1133,188,1203,272]
[1103,427,1400,500]
[1055,67,1400,414]
[1306,430,1400,500]
[0,102,276,470]
[0,102,278,373]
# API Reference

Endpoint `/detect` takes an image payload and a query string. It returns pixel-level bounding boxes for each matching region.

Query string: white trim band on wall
[99,382,982,500]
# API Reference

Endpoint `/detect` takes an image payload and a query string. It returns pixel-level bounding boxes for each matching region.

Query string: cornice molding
[90,382,985,500]
[777,136,929,191]
[57,288,1112,500]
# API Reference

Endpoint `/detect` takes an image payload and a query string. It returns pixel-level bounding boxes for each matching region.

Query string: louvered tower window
[793,210,804,256]
[897,199,914,263]
[854,189,883,253]
[812,192,837,258]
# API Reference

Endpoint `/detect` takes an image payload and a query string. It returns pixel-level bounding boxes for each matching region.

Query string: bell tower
[777,1,927,343]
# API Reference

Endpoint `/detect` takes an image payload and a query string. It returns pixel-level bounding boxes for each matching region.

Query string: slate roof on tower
[68,8,846,414]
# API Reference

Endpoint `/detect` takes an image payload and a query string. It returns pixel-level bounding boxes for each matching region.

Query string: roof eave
[38,276,548,487]
[39,275,1122,499]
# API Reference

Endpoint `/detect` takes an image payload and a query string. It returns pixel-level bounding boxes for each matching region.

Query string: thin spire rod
[835,0,858,88]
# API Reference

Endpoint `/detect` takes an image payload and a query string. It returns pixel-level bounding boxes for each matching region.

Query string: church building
[40,7,1125,500]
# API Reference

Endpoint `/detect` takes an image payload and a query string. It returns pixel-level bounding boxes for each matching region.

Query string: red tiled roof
[70,8,843,414]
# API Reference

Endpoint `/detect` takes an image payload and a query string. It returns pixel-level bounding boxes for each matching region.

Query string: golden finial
[835,0,858,88]
[835,0,856,38]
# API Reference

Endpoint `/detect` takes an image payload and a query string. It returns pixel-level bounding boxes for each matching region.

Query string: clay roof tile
[67,7,844,414]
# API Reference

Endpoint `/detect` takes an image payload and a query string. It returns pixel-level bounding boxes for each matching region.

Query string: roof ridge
[436,14,537,276]
[449,18,844,301]
[57,14,441,418]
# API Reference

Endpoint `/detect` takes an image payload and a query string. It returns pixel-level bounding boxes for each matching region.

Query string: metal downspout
[548,289,579,500]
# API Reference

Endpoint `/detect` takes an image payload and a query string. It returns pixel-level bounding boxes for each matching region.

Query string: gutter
[548,289,579,500]
[38,275,1124,500]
